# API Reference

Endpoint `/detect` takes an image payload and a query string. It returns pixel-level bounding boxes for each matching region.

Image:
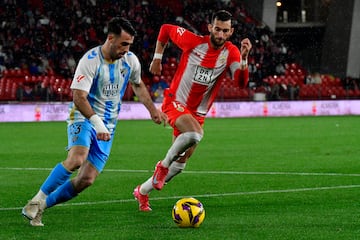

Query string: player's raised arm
[149,40,167,76]
[240,38,252,70]
[235,38,252,88]
[150,24,200,76]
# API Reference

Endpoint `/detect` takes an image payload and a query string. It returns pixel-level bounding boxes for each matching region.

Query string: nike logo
[153,174,159,185]
[87,50,97,59]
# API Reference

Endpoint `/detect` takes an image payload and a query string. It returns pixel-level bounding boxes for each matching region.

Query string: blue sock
[46,180,78,208]
[40,163,72,195]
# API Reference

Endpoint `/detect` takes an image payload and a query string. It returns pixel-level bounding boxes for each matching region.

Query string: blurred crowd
[0,0,174,79]
[3,0,355,102]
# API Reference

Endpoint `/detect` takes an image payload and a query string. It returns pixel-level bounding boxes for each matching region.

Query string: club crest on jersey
[172,101,185,112]
[219,55,226,64]
[120,69,128,78]
[176,105,185,112]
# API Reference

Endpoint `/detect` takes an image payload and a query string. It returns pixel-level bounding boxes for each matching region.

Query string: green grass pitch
[1,116,360,239]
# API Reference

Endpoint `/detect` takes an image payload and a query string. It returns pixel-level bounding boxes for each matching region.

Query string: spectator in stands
[16,83,35,101]
[270,82,281,100]
[28,61,41,75]
[0,0,178,80]
[0,45,7,73]
[152,75,170,103]
[21,17,167,227]
[1,0,299,102]
[248,57,262,85]
[153,85,165,103]
[287,82,300,100]
[133,10,252,211]
[16,83,24,101]
[275,61,286,75]
[343,77,359,91]
[306,72,322,84]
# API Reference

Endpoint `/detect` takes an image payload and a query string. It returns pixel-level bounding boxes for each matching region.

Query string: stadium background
[1,1,360,239]
[0,0,359,108]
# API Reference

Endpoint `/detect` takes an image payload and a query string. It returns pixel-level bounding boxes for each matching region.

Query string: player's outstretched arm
[131,81,168,125]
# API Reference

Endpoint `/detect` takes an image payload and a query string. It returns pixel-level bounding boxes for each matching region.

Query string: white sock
[165,162,186,183]
[162,132,202,167]
[32,190,47,201]
[139,177,153,195]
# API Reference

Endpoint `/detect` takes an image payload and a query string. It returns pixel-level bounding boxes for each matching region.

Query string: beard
[110,51,123,61]
[110,44,124,61]
[111,53,123,61]
[210,33,226,48]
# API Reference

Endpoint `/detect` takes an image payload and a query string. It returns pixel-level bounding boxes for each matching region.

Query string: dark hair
[107,17,137,36]
[211,10,232,23]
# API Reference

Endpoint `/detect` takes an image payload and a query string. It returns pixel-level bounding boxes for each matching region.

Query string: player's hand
[151,108,168,126]
[96,132,111,141]
[240,38,252,59]
[149,59,162,75]
[89,114,111,141]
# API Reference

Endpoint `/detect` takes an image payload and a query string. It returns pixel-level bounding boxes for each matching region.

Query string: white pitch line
[1,167,360,177]
[182,170,360,177]
[2,184,360,211]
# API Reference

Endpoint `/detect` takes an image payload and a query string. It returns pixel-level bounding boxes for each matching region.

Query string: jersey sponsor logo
[102,83,120,97]
[193,66,214,85]
[76,75,85,82]
[87,50,97,59]
[177,27,186,36]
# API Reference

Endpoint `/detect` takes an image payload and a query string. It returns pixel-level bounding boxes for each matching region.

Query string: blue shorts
[67,121,114,172]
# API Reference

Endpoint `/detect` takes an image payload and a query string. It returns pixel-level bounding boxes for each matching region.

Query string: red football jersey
[158,24,248,115]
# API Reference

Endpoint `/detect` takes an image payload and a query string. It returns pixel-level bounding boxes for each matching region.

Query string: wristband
[153,53,163,60]
[89,114,109,134]
[241,59,248,67]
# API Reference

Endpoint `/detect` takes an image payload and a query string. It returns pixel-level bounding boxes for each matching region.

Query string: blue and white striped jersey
[67,46,141,132]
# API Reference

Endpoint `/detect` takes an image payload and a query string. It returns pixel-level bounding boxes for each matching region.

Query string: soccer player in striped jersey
[22,17,167,226]
[134,10,252,211]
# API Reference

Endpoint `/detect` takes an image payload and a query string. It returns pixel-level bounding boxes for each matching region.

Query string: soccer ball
[172,197,205,228]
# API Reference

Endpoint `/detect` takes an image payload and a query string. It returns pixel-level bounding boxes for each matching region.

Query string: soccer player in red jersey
[134,10,252,211]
